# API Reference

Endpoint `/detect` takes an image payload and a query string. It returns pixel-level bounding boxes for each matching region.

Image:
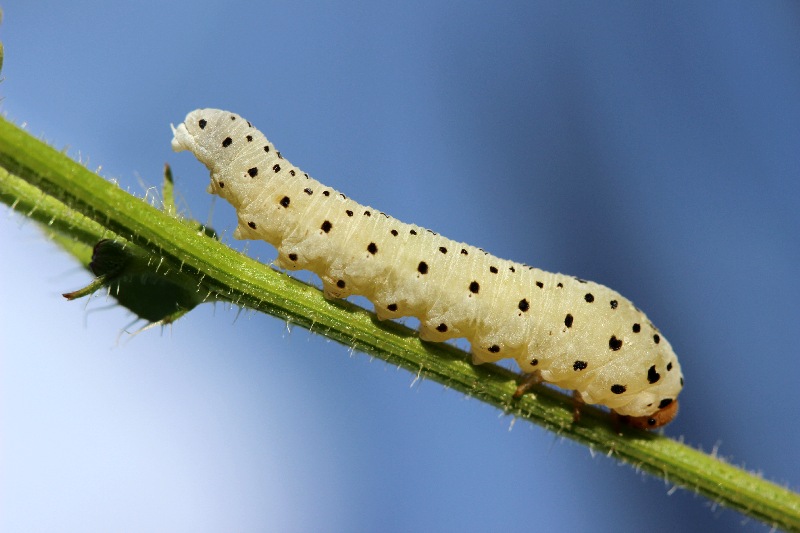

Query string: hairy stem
[0,116,798,531]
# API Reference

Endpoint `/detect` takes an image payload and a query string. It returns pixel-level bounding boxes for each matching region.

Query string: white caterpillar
[172,109,683,429]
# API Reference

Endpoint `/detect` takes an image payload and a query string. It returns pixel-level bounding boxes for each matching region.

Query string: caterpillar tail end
[170,122,191,153]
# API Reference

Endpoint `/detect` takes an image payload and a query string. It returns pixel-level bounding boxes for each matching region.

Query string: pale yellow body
[172,109,683,427]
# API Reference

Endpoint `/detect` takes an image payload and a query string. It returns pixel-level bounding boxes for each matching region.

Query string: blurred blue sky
[2,2,799,532]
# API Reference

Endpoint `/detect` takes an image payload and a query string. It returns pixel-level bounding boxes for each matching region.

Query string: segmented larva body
[172,109,683,429]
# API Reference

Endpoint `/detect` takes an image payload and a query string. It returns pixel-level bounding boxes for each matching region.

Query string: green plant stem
[0,116,798,531]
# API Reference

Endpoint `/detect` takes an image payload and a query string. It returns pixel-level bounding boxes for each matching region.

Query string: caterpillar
[171,109,683,429]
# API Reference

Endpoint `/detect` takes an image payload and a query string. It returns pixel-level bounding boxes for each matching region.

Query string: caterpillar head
[621,398,679,430]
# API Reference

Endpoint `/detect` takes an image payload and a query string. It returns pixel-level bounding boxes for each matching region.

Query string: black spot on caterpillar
[172,109,683,429]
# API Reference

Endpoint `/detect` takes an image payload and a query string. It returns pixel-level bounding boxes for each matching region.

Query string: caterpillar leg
[513,372,542,398]
[609,410,624,434]
[572,390,585,423]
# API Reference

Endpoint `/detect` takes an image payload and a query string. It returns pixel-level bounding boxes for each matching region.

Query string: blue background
[2,2,799,532]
